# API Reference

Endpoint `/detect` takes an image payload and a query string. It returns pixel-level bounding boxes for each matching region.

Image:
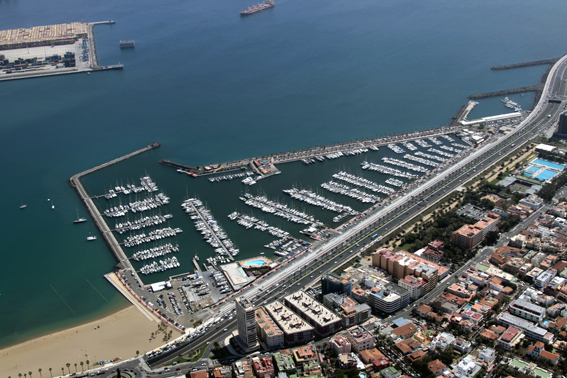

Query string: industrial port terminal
[0,20,122,81]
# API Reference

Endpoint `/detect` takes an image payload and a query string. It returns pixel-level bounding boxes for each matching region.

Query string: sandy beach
[0,305,175,377]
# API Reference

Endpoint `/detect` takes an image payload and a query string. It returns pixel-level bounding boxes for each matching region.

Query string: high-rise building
[557,111,567,135]
[236,297,259,352]
[321,272,352,296]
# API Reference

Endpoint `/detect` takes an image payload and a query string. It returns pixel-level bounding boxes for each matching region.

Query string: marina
[228,212,290,238]
[320,181,380,204]
[114,213,172,234]
[401,141,418,151]
[131,243,179,261]
[404,153,439,167]
[382,157,430,173]
[414,139,431,148]
[414,151,448,163]
[387,143,405,154]
[122,227,181,248]
[240,193,316,224]
[284,187,360,213]
[332,171,396,195]
[427,148,455,158]
[182,198,238,259]
[360,162,419,179]
[139,256,179,275]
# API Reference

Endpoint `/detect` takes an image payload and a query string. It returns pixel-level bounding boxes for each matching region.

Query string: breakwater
[491,58,559,71]
[160,125,462,176]
[69,143,160,274]
[467,84,544,100]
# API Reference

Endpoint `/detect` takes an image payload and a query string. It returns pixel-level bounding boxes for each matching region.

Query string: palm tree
[136,350,139,357]
[24,374,27,378]
[29,372,32,378]
[49,368,52,378]
[60,368,64,376]
[18,374,22,378]
[86,360,90,369]
[38,369,42,378]
[66,363,71,374]
[80,362,84,372]
[74,363,77,372]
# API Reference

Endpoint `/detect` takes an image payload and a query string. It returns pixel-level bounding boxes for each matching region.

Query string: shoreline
[0,305,173,376]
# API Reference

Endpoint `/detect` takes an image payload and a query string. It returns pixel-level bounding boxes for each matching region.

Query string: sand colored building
[284,291,342,337]
[264,301,314,345]
[371,249,439,294]
[255,307,284,349]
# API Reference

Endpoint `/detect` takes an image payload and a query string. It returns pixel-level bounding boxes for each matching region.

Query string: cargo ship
[240,0,274,16]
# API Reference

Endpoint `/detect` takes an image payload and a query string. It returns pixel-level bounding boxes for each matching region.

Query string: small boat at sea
[74,208,87,224]
[20,204,27,209]
[87,235,97,241]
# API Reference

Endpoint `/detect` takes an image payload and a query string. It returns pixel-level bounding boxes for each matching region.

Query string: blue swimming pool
[526,166,540,173]
[244,259,266,266]
[359,373,366,378]
[535,169,558,181]
[533,158,565,170]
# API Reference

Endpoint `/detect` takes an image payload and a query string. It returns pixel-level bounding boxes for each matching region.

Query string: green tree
[80,362,84,372]
[136,350,139,357]
[48,368,52,378]
[38,369,42,378]
[66,363,71,374]
[86,360,90,369]
[74,363,77,372]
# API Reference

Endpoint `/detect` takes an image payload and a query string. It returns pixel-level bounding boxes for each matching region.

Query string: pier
[491,58,559,71]
[160,125,461,176]
[468,84,544,100]
[69,143,160,280]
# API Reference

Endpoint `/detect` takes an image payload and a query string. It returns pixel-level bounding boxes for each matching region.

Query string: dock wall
[491,58,559,71]
[69,143,160,276]
[468,84,544,100]
[160,125,462,176]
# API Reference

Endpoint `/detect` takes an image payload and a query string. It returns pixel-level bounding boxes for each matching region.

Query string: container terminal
[0,20,122,82]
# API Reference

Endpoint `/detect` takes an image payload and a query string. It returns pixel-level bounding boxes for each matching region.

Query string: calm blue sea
[1,0,567,348]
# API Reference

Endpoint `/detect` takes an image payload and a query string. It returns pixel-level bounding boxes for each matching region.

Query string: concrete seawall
[160,125,462,176]
[69,143,160,275]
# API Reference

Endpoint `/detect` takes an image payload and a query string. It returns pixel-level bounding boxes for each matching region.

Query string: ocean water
[1,0,567,348]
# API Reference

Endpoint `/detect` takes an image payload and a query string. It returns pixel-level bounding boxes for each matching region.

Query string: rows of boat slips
[140,257,179,275]
[104,176,158,199]
[302,147,374,164]
[240,193,316,224]
[228,211,290,238]
[208,171,253,183]
[333,171,397,194]
[123,226,182,248]
[182,198,239,257]
[131,242,179,261]
[284,188,360,213]
[265,236,311,257]
[104,193,170,218]
[320,182,380,204]
[115,213,173,234]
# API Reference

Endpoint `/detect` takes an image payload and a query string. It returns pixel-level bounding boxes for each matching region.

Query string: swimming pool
[526,166,540,173]
[359,373,366,378]
[535,169,558,181]
[243,259,266,266]
[533,158,566,170]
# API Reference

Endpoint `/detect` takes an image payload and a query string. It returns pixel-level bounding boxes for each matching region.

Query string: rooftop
[265,301,314,334]
[285,291,341,327]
